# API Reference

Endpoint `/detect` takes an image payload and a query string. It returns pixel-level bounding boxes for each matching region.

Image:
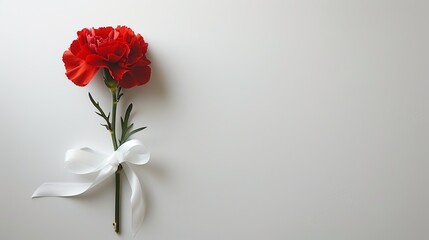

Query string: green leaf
[117,91,124,101]
[127,123,135,132]
[116,87,123,100]
[89,92,111,130]
[124,103,133,125]
[123,126,147,142]
[88,92,98,108]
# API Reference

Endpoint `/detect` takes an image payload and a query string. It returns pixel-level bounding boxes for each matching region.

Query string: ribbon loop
[32,140,150,235]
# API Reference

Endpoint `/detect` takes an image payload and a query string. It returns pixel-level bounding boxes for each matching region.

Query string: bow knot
[32,139,150,236]
[108,151,122,168]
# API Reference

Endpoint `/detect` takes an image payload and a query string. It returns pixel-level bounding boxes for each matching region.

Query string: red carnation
[63,26,151,88]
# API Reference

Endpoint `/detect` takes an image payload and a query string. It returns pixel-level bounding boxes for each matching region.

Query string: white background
[1,0,428,239]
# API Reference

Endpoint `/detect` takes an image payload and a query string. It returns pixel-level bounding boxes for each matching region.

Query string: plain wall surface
[1,0,428,239]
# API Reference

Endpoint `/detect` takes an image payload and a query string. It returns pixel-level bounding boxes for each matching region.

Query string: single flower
[51,25,152,234]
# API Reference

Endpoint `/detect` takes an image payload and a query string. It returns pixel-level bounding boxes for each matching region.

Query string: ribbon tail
[122,163,145,236]
[32,182,92,198]
[32,165,116,198]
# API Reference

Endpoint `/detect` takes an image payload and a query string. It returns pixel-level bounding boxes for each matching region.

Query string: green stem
[111,89,121,234]
[111,90,119,150]
[104,69,121,233]
[114,166,122,233]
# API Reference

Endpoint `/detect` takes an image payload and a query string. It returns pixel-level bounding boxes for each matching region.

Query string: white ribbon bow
[32,139,150,235]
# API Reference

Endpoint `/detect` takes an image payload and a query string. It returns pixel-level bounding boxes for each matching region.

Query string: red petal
[118,61,151,88]
[94,26,114,38]
[127,36,146,65]
[85,54,108,67]
[69,39,82,56]
[106,63,129,80]
[87,54,129,81]
[63,50,99,86]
